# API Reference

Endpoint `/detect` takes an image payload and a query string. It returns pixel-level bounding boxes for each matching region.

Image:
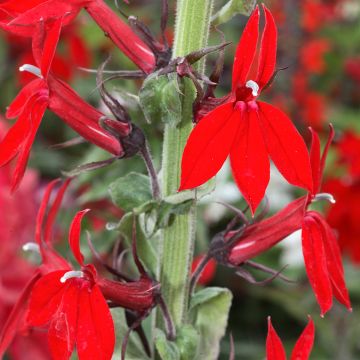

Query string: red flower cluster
[180,5,312,214]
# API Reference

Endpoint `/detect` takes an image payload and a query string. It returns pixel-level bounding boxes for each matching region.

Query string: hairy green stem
[158,0,214,330]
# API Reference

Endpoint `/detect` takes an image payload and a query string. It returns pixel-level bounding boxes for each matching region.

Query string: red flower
[0,18,123,190]
[300,39,330,75]
[227,127,351,315]
[179,5,312,214]
[336,131,360,178]
[0,0,155,73]
[26,209,115,360]
[266,317,315,360]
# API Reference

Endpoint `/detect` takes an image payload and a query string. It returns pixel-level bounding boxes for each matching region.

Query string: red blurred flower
[345,57,360,84]
[180,5,312,214]
[300,39,330,74]
[266,317,315,360]
[336,132,360,178]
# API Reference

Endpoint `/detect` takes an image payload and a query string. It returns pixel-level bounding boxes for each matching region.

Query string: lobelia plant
[0,0,354,359]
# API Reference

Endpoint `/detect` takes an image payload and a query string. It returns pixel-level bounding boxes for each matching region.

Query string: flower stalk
[158,0,214,330]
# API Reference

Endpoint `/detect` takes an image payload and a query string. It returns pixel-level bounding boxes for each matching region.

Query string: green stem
[158,0,214,330]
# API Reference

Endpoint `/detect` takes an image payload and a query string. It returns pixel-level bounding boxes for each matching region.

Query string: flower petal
[230,107,269,214]
[38,17,63,78]
[309,127,321,195]
[69,209,90,266]
[27,270,68,327]
[232,6,259,91]
[47,281,79,360]
[256,5,277,90]
[257,101,313,192]
[290,316,315,360]
[76,285,115,360]
[266,317,286,360]
[302,215,333,316]
[11,95,48,191]
[179,102,239,191]
[312,212,351,310]
[6,78,45,118]
[44,178,72,244]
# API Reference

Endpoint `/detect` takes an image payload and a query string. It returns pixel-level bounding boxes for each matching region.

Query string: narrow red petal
[302,216,333,316]
[230,107,270,214]
[228,196,306,265]
[309,127,321,195]
[256,5,277,90]
[35,179,61,246]
[76,285,115,360]
[0,110,31,168]
[0,272,41,358]
[40,17,63,78]
[257,101,313,192]
[69,209,90,266]
[319,124,335,183]
[48,282,79,360]
[232,6,259,91]
[179,102,239,191]
[44,178,72,244]
[290,316,315,360]
[11,96,48,191]
[312,212,351,310]
[266,317,286,360]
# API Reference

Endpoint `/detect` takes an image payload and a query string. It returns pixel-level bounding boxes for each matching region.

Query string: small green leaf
[189,287,233,360]
[111,308,151,360]
[109,172,152,211]
[116,212,157,275]
[139,72,183,126]
[155,329,180,360]
[176,325,200,360]
[212,0,256,26]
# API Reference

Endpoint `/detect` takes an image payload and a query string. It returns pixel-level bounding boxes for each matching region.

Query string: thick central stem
[159,0,214,329]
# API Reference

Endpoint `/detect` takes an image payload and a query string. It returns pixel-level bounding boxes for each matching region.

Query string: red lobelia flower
[226,126,351,316]
[179,5,312,214]
[266,317,315,360]
[0,0,155,73]
[0,18,124,190]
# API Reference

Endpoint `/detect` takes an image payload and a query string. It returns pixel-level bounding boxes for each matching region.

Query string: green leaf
[176,325,200,360]
[111,308,151,360]
[109,172,152,212]
[116,212,157,275]
[155,329,180,360]
[139,72,183,126]
[212,0,256,26]
[189,287,233,360]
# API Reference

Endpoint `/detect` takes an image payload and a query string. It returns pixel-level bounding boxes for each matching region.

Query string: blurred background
[0,0,359,359]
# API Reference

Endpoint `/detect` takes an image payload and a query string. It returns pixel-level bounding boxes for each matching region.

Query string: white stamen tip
[245,80,259,97]
[313,192,336,204]
[22,242,40,254]
[60,271,84,283]
[19,64,43,79]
